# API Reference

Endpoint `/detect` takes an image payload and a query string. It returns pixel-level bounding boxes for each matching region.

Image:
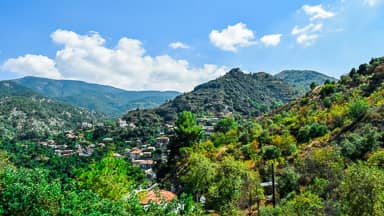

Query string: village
[37,113,227,178]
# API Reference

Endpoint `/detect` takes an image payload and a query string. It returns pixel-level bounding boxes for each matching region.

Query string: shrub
[262,145,281,160]
[309,123,328,138]
[347,99,370,119]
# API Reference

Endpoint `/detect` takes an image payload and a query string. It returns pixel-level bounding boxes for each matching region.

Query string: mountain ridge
[12,76,180,117]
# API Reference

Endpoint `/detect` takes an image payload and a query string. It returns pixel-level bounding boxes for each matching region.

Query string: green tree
[214,117,238,134]
[347,98,370,119]
[281,192,324,216]
[339,162,384,216]
[181,153,218,202]
[174,111,203,147]
[78,153,144,200]
[278,168,298,199]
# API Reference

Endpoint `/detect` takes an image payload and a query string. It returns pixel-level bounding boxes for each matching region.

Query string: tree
[339,162,384,216]
[278,168,298,199]
[78,153,144,200]
[281,192,324,216]
[310,82,318,90]
[339,124,380,159]
[262,145,281,160]
[174,111,203,147]
[181,153,218,202]
[214,118,238,134]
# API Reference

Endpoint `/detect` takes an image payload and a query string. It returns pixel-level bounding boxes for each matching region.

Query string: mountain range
[13,76,180,117]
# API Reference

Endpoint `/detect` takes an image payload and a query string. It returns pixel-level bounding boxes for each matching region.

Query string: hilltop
[13,76,180,117]
[125,68,301,123]
[275,69,337,91]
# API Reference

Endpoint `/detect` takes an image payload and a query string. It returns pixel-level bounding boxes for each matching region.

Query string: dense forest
[1,57,384,215]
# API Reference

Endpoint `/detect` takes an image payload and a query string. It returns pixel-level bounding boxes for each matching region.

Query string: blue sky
[0,0,383,91]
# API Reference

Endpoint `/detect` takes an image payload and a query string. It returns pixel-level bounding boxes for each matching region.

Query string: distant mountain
[0,81,103,139]
[275,70,337,91]
[13,76,180,117]
[124,68,301,123]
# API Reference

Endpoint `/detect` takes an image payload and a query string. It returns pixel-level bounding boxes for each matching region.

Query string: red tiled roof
[140,190,176,205]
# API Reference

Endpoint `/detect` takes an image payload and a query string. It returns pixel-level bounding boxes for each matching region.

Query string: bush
[339,124,380,159]
[320,84,336,98]
[278,168,298,199]
[297,126,311,143]
[309,123,328,138]
[347,99,370,119]
[262,145,281,160]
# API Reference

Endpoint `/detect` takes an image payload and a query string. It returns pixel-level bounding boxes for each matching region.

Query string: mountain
[124,68,301,123]
[275,70,337,91]
[0,81,103,139]
[13,76,180,117]
[166,57,384,215]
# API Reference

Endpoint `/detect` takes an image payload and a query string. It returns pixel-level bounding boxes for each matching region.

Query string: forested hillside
[0,81,103,139]
[13,76,180,117]
[161,57,384,215]
[124,68,301,124]
[275,70,337,91]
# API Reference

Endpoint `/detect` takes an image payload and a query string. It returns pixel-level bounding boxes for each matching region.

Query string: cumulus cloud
[1,29,227,92]
[292,23,323,47]
[209,22,256,52]
[302,4,335,20]
[169,41,190,49]
[2,54,61,79]
[260,34,282,47]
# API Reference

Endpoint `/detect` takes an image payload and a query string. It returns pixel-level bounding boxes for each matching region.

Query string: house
[130,148,143,160]
[128,122,136,128]
[203,126,215,135]
[118,119,128,128]
[156,137,170,147]
[139,189,176,205]
[113,153,123,158]
[146,146,156,152]
[142,151,152,158]
[145,168,157,179]
[66,133,76,139]
[81,122,93,129]
[95,122,105,127]
[133,160,154,170]
[102,137,114,143]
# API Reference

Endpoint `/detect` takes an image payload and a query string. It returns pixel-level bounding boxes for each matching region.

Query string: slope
[275,69,337,91]
[13,76,180,117]
[124,68,301,123]
[0,81,103,139]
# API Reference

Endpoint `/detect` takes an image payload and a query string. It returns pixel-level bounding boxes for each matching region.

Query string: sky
[0,0,383,92]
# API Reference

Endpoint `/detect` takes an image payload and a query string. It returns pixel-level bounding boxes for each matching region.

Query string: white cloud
[2,54,61,79]
[291,23,323,35]
[169,41,190,49]
[260,34,282,47]
[296,34,319,47]
[302,4,335,20]
[1,29,227,92]
[209,22,256,52]
[363,0,380,6]
[291,23,323,46]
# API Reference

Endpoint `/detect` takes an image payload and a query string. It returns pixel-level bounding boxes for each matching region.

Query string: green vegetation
[14,76,180,117]
[0,81,103,140]
[2,57,384,215]
[275,70,337,92]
